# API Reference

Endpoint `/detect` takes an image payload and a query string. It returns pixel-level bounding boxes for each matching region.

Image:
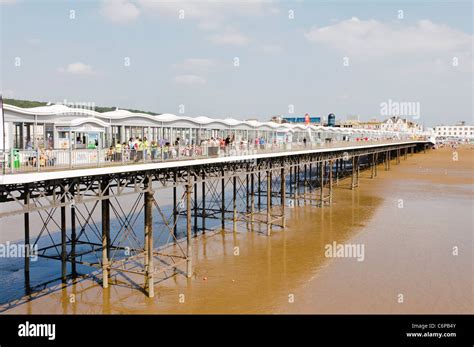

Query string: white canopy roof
[3,103,410,136]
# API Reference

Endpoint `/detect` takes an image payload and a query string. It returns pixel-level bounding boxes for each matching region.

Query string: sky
[0,0,472,127]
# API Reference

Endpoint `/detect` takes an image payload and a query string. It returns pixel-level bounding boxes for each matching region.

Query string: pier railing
[0,137,428,174]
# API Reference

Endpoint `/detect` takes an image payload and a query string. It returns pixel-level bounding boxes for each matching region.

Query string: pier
[0,140,431,302]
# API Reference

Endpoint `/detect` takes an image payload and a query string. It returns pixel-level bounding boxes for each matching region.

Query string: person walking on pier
[143,137,149,160]
[129,137,136,161]
[163,142,170,159]
[137,138,144,161]
[151,140,158,160]
[115,140,122,162]
[225,135,231,155]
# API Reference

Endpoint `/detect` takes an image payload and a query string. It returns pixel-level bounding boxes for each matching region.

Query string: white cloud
[261,44,283,54]
[173,74,206,85]
[58,62,94,75]
[27,38,41,46]
[137,0,278,30]
[0,0,17,5]
[208,29,250,46]
[138,0,274,19]
[99,0,278,28]
[173,58,215,71]
[198,20,222,31]
[101,0,140,23]
[305,17,472,58]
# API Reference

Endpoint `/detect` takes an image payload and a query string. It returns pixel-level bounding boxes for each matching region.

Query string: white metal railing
[0,137,428,175]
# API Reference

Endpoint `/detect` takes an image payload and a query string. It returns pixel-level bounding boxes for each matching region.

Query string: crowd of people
[104,135,276,162]
[199,135,268,149]
[24,147,57,167]
[106,137,179,162]
[8,134,424,173]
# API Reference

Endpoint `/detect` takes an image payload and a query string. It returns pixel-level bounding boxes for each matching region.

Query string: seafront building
[1,104,425,151]
[434,122,474,142]
[337,116,423,134]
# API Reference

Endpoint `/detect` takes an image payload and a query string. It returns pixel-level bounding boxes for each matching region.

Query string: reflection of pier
[0,141,431,302]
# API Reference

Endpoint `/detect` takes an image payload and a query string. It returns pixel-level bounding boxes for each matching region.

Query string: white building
[1,103,415,151]
[434,123,474,142]
[339,117,423,134]
[380,116,423,134]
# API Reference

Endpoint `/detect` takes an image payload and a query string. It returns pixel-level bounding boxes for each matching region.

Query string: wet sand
[4,146,473,314]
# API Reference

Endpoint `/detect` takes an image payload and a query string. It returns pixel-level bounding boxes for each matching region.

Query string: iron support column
[24,184,30,294]
[281,167,286,228]
[266,169,271,236]
[250,171,255,226]
[186,171,193,278]
[173,171,178,239]
[233,175,237,233]
[71,182,76,278]
[351,156,356,189]
[320,160,324,204]
[329,160,333,204]
[101,178,109,288]
[61,186,67,284]
[144,176,154,297]
[202,171,206,233]
[221,168,225,230]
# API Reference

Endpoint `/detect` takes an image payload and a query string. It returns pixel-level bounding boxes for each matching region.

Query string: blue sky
[1,0,472,126]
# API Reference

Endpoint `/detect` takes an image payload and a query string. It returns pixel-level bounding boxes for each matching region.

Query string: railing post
[36,148,40,172]
[10,148,14,174]
[69,147,73,169]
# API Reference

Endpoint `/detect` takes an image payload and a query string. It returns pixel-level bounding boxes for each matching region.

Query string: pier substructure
[0,142,427,301]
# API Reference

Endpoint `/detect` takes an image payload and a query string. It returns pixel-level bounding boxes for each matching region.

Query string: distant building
[327,113,336,127]
[434,124,474,141]
[380,116,423,133]
[338,119,381,129]
[270,115,283,123]
[338,116,422,134]
[282,115,321,124]
[338,119,360,128]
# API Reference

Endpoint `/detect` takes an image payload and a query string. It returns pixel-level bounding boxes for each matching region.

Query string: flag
[304,113,310,125]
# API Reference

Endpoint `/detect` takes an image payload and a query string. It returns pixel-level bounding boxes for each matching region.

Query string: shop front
[56,124,107,149]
